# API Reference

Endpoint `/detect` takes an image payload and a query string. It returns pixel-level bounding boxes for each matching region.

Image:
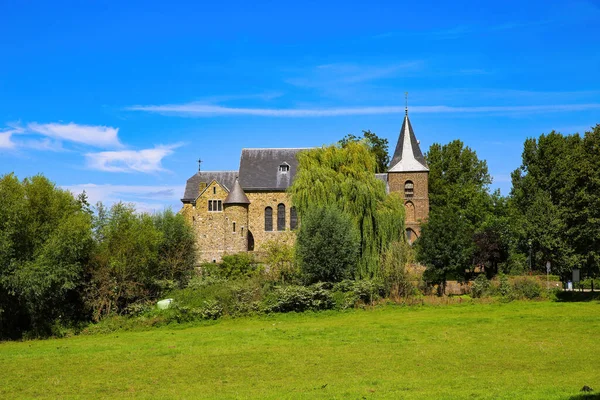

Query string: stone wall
[246,191,296,252]
[186,180,232,263]
[388,171,429,238]
[224,204,249,254]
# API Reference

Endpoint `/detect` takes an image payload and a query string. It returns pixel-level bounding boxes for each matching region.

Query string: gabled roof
[182,171,237,202]
[388,114,429,172]
[238,148,308,191]
[224,178,250,204]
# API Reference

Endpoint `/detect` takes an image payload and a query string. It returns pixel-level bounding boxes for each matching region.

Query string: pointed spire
[388,113,428,172]
[224,178,250,204]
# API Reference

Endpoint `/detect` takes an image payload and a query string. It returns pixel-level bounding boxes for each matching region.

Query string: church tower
[387,110,429,243]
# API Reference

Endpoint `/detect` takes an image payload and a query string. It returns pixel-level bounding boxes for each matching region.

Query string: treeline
[417,124,600,289]
[0,174,196,339]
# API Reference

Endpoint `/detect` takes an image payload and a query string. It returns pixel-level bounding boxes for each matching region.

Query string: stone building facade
[181,113,429,262]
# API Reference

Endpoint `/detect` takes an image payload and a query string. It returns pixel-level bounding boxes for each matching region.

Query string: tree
[417,206,475,292]
[87,203,162,320]
[510,126,600,279]
[0,174,93,338]
[339,130,390,173]
[152,209,197,285]
[295,206,359,283]
[289,141,405,278]
[417,140,498,284]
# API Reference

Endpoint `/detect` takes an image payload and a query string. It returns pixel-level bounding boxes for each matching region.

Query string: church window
[279,164,290,173]
[213,186,216,194]
[208,200,222,212]
[404,181,414,198]
[290,207,298,230]
[265,207,273,231]
[233,222,236,233]
[277,203,286,231]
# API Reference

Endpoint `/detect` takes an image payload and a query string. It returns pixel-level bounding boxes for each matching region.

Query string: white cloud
[0,126,25,149]
[63,183,185,213]
[85,144,181,173]
[27,122,122,148]
[127,103,600,117]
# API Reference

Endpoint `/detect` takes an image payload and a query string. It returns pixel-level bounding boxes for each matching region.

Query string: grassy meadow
[1,300,599,399]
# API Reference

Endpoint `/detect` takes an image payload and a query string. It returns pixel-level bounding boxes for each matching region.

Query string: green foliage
[332,279,386,306]
[87,203,197,321]
[417,206,475,289]
[261,238,298,283]
[511,277,543,300]
[152,209,197,284]
[220,253,262,279]
[471,274,492,298]
[379,240,415,298]
[339,129,390,173]
[497,273,512,297]
[295,206,359,283]
[0,174,93,338]
[418,140,509,286]
[290,142,405,278]
[263,283,334,313]
[511,125,600,280]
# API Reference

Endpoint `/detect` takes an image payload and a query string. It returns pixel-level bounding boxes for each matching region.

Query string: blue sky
[1,0,599,211]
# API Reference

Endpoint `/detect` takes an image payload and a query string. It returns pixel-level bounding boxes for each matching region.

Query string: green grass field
[1,301,599,399]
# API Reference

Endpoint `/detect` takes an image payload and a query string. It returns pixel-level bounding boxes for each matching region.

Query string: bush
[497,273,512,297]
[295,206,360,284]
[379,241,414,298]
[200,253,262,280]
[511,277,542,299]
[471,274,492,298]
[262,283,334,313]
[333,280,385,305]
[262,238,298,283]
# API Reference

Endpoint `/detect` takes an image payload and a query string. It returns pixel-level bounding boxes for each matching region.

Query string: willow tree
[289,142,405,279]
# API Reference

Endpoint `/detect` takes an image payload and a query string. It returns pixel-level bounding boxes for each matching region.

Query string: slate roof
[238,148,308,191]
[224,178,250,204]
[182,171,237,202]
[388,114,429,172]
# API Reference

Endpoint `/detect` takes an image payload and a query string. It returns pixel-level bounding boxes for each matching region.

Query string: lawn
[1,301,599,399]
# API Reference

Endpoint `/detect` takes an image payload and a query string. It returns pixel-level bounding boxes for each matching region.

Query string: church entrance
[247,230,254,251]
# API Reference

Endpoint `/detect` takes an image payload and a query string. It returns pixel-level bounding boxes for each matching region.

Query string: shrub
[262,284,334,313]
[512,277,542,299]
[471,274,492,298]
[379,240,414,298]
[200,253,262,280]
[497,273,512,297]
[295,206,360,284]
[333,279,385,305]
[262,238,299,283]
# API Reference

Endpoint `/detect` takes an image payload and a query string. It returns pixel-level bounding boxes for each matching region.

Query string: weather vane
[405,92,408,115]
[197,158,203,172]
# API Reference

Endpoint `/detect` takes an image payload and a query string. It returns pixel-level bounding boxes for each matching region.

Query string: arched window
[406,228,417,244]
[265,207,273,231]
[290,206,298,230]
[404,181,414,198]
[277,204,286,231]
[405,201,416,222]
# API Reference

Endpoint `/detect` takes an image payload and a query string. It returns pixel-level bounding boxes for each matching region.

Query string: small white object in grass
[157,299,173,310]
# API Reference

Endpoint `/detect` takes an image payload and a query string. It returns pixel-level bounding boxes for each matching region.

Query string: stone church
[180,112,429,262]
